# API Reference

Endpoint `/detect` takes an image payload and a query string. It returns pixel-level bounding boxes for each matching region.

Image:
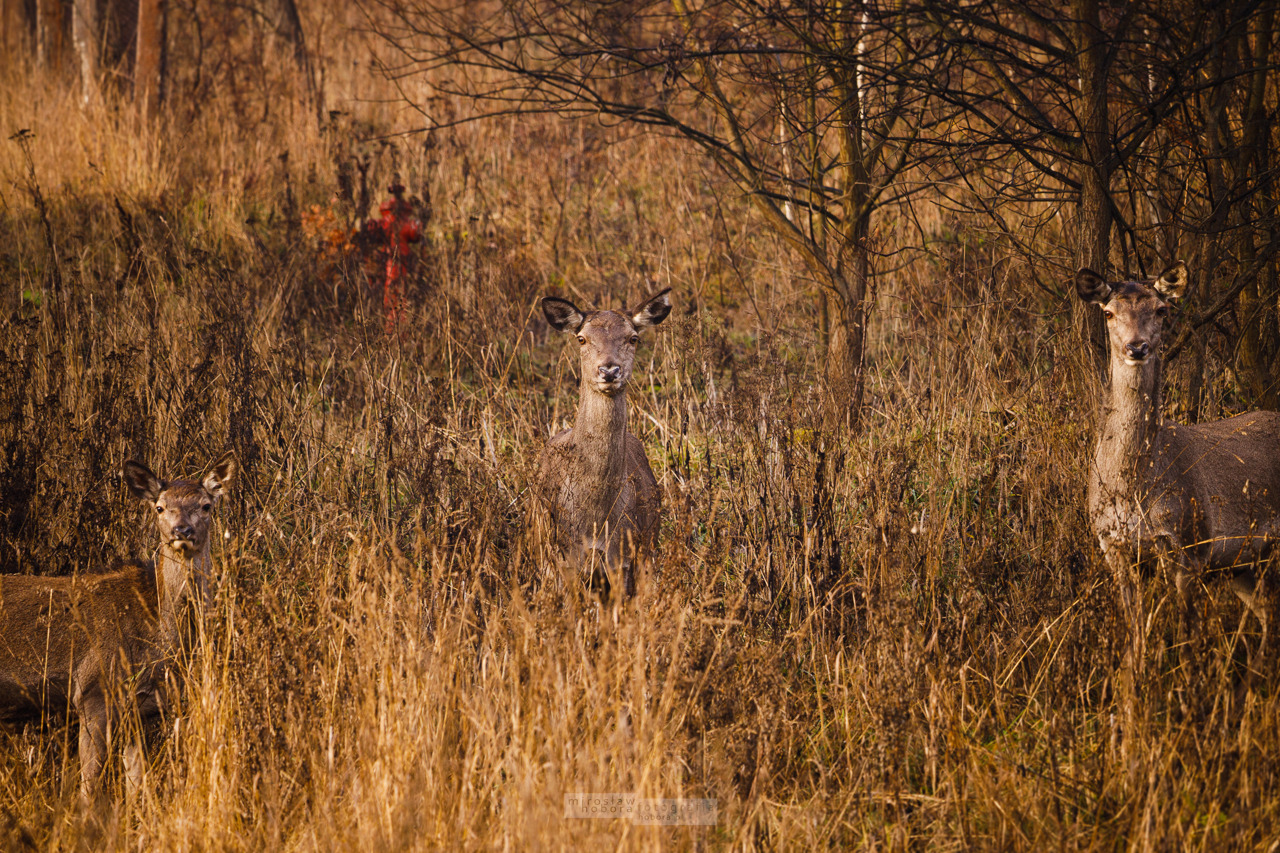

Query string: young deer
[537,288,672,597]
[1077,261,1280,664]
[0,451,236,801]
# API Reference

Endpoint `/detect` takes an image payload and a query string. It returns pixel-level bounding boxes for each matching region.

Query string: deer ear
[1075,268,1112,305]
[202,451,237,501]
[542,297,585,333]
[631,288,672,329]
[1153,261,1188,301]
[123,461,164,503]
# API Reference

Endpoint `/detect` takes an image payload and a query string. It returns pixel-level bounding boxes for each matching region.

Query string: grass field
[2,37,1279,851]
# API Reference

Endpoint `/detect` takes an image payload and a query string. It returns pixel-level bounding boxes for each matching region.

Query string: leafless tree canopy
[373,0,1280,414]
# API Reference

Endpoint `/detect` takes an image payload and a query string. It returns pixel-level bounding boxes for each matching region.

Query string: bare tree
[1164,0,1280,411]
[907,0,1159,382]
[370,0,950,432]
[910,0,1280,403]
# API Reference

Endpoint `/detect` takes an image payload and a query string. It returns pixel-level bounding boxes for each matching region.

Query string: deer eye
[629,334,639,345]
[155,505,164,514]
[577,335,586,345]
[202,503,212,513]
[1156,306,1169,317]
[1102,310,1114,320]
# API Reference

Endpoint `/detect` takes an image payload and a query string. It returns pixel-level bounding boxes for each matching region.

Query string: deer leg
[75,689,109,806]
[1109,550,1147,669]
[618,528,641,598]
[622,559,636,598]
[1231,569,1270,662]
[1171,560,1198,650]
[584,548,612,601]
[1163,550,1207,720]
[1104,546,1146,750]
[123,740,146,803]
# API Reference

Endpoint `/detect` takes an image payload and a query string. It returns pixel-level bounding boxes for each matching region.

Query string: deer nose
[174,524,196,541]
[599,364,621,383]
[1125,341,1150,360]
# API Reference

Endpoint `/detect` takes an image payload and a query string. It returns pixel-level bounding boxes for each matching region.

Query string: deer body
[0,452,235,799]
[537,289,671,596]
[1078,262,1280,650]
[1091,405,1280,575]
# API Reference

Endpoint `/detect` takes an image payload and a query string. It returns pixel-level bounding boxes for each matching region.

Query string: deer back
[0,563,160,720]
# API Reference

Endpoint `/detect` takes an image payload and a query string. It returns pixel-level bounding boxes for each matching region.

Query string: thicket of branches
[371,0,1280,417]
[10,0,1278,417]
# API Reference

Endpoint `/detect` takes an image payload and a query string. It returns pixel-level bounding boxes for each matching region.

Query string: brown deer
[537,288,672,597]
[1076,261,1280,669]
[0,451,236,801]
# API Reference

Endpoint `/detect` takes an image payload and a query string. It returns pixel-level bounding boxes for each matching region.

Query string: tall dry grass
[1,36,1279,852]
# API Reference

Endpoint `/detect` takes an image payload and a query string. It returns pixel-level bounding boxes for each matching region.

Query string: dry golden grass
[1,42,1279,852]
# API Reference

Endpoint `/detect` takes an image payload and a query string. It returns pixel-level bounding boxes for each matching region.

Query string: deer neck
[571,384,630,500]
[156,538,213,651]
[1095,354,1164,495]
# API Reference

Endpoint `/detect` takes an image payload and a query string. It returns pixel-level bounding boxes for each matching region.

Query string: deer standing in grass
[0,452,236,801]
[537,289,672,597]
[1076,261,1280,676]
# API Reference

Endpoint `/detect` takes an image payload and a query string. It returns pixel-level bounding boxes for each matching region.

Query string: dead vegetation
[1,21,1279,851]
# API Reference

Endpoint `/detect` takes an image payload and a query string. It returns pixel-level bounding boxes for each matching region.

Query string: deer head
[542,288,672,397]
[123,451,237,559]
[1076,261,1187,367]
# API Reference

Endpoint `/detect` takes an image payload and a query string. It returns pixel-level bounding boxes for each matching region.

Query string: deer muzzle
[169,525,199,553]
[1123,341,1150,364]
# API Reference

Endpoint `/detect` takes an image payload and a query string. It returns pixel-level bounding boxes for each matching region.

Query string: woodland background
[1,0,1279,848]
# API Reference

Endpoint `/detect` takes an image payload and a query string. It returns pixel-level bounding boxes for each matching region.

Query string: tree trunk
[1239,258,1280,410]
[1237,2,1280,409]
[273,0,319,120]
[71,0,97,104]
[824,9,871,437]
[3,0,33,59]
[135,0,166,112]
[36,0,64,70]
[1075,172,1112,381]
[1073,0,1114,389]
[824,294,866,435]
[822,241,868,434]
[1186,306,1206,423]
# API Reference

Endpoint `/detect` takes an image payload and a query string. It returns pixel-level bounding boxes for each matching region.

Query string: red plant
[366,183,422,332]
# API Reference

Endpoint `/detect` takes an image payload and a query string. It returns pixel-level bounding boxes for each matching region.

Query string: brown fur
[1077,262,1280,654]
[0,452,236,800]
[536,289,671,596]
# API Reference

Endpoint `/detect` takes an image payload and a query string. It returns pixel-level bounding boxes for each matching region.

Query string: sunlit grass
[0,47,1278,852]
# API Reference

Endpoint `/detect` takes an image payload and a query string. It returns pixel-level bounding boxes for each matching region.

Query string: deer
[536,288,672,598]
[0,451,236,802]
[1076,261,1280,676]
